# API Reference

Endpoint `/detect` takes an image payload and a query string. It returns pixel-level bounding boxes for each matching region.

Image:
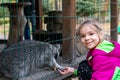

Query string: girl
[59,19,120,80]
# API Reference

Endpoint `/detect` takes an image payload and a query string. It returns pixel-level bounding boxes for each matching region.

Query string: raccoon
[0,40,63,80]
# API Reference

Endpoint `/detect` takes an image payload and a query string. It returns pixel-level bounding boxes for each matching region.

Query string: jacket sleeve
[91,54,114,80]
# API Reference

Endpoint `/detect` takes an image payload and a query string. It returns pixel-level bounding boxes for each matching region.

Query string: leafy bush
[0,18,9,25]
[76,0,99,16]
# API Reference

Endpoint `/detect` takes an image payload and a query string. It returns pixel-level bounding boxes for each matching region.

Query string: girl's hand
[58,67,74,75]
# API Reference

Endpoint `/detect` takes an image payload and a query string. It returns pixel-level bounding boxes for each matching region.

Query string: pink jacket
[87,40,120,80]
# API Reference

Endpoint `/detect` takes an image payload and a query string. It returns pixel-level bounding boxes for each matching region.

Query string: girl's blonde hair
[76,19,109,41]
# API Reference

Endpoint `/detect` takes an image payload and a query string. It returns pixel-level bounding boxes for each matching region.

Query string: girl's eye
[89,33,94,36]
[80,35,85,38]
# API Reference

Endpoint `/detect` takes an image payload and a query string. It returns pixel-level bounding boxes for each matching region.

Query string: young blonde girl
[59,19,120,80]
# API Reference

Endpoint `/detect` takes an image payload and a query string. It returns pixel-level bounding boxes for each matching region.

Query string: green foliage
[0,18,9,25]
[0,0,11,18]
[0,0,11,25]
[42,0,53,14]
[0,0,13,3]
[0,7,9,18]
[76,0,99,16]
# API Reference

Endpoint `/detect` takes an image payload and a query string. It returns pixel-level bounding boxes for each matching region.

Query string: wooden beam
[62,0,76,62]
[35,0,43,30]
[110,0,118,41]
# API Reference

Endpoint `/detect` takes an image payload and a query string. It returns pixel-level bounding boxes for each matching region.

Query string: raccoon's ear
[53,44,62,58]
[53,44,60,48]
[53,44,61,51]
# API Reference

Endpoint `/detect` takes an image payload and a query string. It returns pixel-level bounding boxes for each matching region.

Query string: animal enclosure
[0,0,119,80]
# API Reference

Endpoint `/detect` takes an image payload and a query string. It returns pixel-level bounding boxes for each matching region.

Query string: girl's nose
[85,35,90,40]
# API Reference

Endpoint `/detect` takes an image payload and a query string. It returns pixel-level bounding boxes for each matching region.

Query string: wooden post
[62,0,76,62]
[0,2,31,45]
[110,0,118,41]
[35,0,43,30]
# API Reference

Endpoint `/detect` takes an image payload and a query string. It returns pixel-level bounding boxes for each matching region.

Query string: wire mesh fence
[0,0,119,80]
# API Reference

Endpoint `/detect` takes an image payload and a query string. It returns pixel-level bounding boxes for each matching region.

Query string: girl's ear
[99,31,104,41]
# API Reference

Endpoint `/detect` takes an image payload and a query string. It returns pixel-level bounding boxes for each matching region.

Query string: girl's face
[79,24,102,50]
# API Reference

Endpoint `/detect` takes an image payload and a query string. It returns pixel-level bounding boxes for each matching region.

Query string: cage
[0,0,119,80]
